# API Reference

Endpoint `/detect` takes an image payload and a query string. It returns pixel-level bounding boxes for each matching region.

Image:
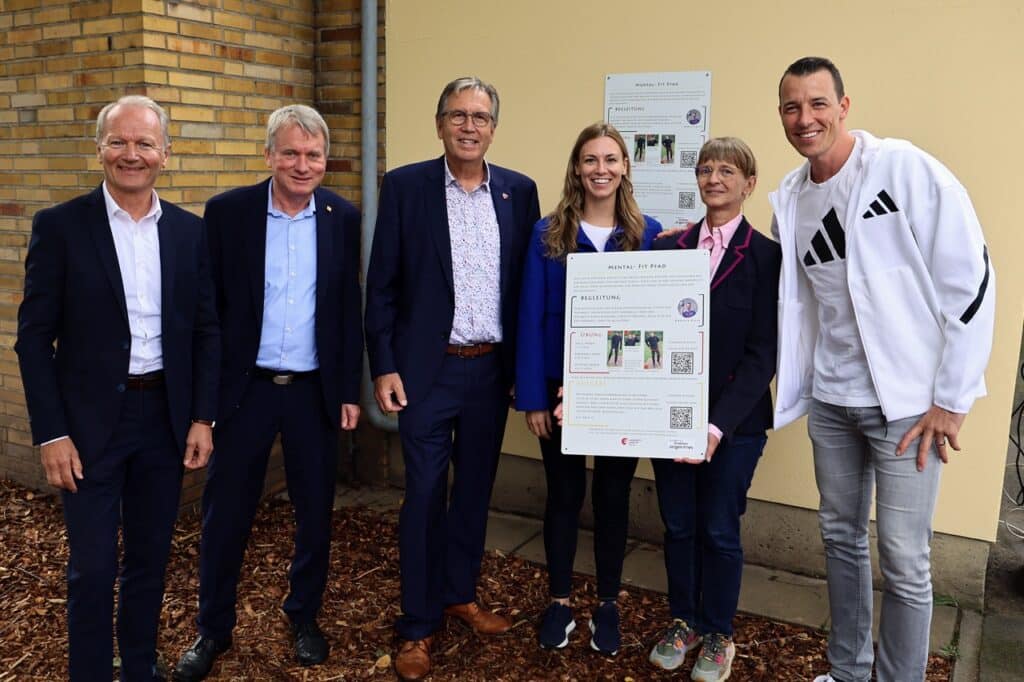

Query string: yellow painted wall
[385,0,1024,542]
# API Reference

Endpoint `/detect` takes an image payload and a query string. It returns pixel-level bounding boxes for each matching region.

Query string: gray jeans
[808,399,941,682]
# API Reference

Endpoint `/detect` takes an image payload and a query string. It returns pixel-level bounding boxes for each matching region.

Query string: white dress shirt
[103,182,164,375]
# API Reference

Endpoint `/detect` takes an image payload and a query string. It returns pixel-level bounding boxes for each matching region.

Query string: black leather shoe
[292,621,329,666]
[173,635,232,681]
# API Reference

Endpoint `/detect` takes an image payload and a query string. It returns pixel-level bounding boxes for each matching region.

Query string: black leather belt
[445,343,497,358]
[253,367,318,385]
[126,370,164,390]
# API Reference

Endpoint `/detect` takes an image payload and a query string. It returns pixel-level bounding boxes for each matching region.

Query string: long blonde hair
[543,123,646,261]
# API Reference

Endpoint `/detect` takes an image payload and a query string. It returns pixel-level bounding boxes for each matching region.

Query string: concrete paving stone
[930,602,958,654]
[952,609,982,682]
[621,542,668,593]
[514,529,608,578]
[514,528,550,566]
[978,612,1024,682]
[485,511,542,554]
[332,486,402,511]
[738,564,830,629]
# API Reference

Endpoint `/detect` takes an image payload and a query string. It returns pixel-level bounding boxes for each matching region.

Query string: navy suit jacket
[365,156,541,404]
[652,217,781,438]
[205,179,363,426]
[15,186,220,460]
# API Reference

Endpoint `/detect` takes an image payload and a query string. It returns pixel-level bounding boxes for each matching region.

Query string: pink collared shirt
[698,213,743,281]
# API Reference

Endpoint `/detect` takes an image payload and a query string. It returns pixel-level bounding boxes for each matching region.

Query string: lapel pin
[325,205,333,213]
[501,192,509,200]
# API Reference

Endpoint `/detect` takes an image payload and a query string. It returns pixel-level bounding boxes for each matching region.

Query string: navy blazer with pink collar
[652,217,781,438]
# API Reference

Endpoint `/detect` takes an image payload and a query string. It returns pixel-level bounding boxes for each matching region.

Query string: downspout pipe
[359,0,397,432]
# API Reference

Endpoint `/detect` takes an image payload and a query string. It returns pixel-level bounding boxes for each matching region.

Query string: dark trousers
[395,352,509,641]
[197,372,338,639]
[62,386,182,682]
[651,433,766,636]
[538,382,638,602]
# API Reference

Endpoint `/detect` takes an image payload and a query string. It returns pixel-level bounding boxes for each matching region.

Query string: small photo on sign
[643,330,664,370]
[606,330,624,367]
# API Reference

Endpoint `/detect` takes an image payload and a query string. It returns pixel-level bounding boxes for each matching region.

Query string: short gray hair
[265,104,330,157]
[95,95,170,147]
[435,77,500,126]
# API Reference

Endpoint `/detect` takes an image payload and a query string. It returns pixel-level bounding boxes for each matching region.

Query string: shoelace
[661,620,693,646]
[701,634,727,661]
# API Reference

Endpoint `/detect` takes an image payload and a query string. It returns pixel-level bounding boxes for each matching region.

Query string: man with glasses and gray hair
[174,104,363,680]
[365,76,540,680]
[16,95,220,680]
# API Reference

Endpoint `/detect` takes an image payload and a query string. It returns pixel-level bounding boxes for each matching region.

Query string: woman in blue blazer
[647,138,781,681]
[516,122,661,656]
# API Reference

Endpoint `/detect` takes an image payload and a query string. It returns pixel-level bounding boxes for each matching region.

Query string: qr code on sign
[671,351,694,375]
[670,406,693,430]
[680,150,698,168]
[678,191,695,210]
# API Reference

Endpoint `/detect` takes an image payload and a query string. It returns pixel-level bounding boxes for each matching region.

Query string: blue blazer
[515,215,662,412]
[652,217,781,438]
[205,179,363,425]
[365,157,541,404]
[15,186,220,459]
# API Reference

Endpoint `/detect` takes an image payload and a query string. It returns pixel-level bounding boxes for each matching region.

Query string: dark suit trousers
[62,386,182,682]
[396,352,509,640]
[197,372,337,639]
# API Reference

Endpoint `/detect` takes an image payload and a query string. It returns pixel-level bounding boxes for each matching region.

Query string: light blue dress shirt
[256,182,319,371]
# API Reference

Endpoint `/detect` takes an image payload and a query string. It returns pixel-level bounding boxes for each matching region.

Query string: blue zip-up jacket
[514,215,661,411]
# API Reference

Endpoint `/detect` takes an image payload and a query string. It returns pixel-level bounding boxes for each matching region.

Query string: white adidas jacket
[770,130,995,428]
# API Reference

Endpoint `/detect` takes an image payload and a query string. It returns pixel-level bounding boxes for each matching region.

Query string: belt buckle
[272,374,293,385]
[457,345,471,358]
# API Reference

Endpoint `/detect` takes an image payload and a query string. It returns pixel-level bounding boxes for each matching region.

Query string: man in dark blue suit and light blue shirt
[365,77,540,681]
[15,95,220,681]
[174,105,363,680]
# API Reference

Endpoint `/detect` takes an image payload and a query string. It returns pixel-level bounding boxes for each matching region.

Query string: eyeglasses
[441,110,493,128]
[101,139,163,154]
[695,164,739,179]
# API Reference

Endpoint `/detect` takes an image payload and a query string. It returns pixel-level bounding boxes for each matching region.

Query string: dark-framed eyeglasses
[441,110,493,128]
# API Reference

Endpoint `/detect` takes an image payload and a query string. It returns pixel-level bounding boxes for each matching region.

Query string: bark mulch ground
[0,478,953,680]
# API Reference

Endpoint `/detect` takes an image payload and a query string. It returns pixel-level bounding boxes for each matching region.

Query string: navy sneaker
[538,602,575,649]
[588,601,621,656]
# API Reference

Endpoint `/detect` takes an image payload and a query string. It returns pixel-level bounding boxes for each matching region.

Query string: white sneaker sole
[540,619,576,650]
[588,618,618,656]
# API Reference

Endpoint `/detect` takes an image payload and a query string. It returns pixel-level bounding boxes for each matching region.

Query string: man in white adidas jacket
[770,57,994,682]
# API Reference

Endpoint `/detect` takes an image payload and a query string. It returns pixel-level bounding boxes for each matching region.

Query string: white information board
[560,250,710,461]
[605,71,711,228]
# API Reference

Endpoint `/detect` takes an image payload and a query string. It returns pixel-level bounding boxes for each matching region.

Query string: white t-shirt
[794,137,879,407]
[580,220,615,252]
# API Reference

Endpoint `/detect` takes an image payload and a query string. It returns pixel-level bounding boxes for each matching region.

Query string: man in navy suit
[174,105,363,680]
[15,95,220,681]
[365,76,540,681]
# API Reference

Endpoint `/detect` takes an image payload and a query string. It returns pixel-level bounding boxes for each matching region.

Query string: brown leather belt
[253,367,318,385]
[126,370,164,390]
[445,343,497,358]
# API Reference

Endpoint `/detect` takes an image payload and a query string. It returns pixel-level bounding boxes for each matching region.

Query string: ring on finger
[936,438,946,446]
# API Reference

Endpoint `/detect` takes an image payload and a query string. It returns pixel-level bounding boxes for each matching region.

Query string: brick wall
[0,0,386,504]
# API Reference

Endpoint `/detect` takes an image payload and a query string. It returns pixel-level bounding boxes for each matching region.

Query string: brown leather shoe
[395,637,432,681]
[444,602,512,634]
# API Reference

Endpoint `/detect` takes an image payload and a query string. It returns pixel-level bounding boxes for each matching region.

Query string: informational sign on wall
[605,71,712,228]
